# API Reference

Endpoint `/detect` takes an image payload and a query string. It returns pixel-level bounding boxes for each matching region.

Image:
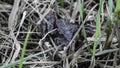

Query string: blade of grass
[78,0,84,21]
[104,0,113,49]
[0,28,57,68]
[82,26,92,54]
[114,0,120,18]
[104,17,113,49]
[91,0,103,66]
[78,0,92,54]
[109,0,120,25]
[19,25,32,68]
[95,48,119,56]
[114,0,120,25]
[0,47,54,68]
[115,0,120,13]
[60,0,64,7]
[108,0,113,15]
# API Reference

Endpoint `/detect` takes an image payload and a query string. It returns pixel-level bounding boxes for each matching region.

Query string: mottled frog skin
[38,13,78,46]
[39,13,56,35]
[56,19,78,41]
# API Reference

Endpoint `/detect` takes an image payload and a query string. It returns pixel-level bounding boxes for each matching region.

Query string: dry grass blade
[1,0,120,68]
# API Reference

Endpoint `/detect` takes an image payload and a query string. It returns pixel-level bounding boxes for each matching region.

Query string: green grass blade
[78,0,84,21]
[115,0,120,12]
[95,49,118,56]
[19,25,32,68]
[114,0,120,18]
[90,1,102,67]
[92,0,103,59]
[108,0,113,15]
[114,0,120,25]
[78,0,92,54]
[108,0,114,24]
[82,26,92,54]
[92,11,100,59]
[60,0,64,7]
[0,46,54,68]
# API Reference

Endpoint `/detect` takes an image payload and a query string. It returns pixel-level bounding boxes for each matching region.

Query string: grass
[0,26,31,68]
[90,0,102,67]
[78,0,92,54]
[78,0,84,21]
[60,0,64,7]
[114,0,120,25]
[19,25,31,68]
[108,0,113,16]
[115,0,120,13]
[0,47,54,68]
[1,0,120,68]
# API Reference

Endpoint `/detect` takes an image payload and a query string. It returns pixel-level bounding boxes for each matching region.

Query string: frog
[38,13,78,46]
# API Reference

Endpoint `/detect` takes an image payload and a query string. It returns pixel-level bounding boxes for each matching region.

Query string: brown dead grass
[0,0,120,68]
